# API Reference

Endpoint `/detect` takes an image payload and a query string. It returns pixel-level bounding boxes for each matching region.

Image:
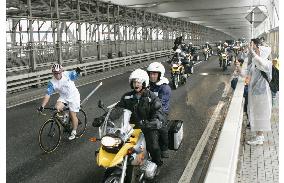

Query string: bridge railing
[6,49,173,94]
[6,40,175,74]
[204,61,247,183]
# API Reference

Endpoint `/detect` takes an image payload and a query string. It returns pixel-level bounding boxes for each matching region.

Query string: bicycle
[38,106,87,153]
[38,82,102,153]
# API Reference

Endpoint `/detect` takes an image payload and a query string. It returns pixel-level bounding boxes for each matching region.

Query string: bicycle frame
[41,107,70,131]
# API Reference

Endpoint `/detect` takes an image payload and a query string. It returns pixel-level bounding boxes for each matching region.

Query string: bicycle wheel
[39,119,61,153]
[75,109,87,138]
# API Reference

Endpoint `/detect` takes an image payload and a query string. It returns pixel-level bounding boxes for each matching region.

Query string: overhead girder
[145,0,267,13]
[6,0,232,40]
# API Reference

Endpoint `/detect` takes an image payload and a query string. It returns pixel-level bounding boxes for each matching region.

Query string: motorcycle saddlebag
[167,120,184,150]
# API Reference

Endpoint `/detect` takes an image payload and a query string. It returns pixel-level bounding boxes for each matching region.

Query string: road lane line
[194,61,202,66]
[178,84,230,183]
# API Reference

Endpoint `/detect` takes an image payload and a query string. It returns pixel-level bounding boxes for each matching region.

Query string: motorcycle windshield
[99,107,133,140]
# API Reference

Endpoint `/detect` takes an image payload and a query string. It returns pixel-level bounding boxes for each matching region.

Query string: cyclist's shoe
[68,130,77,140]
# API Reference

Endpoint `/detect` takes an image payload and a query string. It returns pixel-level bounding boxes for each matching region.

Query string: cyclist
[38,64,83,140]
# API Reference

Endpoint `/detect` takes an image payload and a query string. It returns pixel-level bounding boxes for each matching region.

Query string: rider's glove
[92,116,105,127]
[37,106,44,112]
[75,67,83,74]
[143,119,162,130]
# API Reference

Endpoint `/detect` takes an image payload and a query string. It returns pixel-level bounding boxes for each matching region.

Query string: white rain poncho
[247,46,272,131]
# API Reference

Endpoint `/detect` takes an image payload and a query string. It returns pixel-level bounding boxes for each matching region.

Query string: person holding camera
[246,38,272,145]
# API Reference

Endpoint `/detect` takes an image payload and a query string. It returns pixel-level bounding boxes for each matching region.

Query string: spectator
[246,38,272,145]
[271,58,279,102]
[236,47,246,64]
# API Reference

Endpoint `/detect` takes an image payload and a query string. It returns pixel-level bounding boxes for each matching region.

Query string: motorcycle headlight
[101,136,122,147]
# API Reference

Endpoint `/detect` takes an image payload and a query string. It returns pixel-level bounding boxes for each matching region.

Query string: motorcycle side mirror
[98,100,105,109]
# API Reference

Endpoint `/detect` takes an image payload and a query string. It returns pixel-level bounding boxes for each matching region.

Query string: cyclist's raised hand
[75,67,83,74]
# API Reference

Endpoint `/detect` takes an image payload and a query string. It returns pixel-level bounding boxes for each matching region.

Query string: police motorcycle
[170,49,187,89]
[203,42,212,61]
[219,52,228,71]
[226,47,234,66]
[91,101,184,183]
[203,46,210,61]
[181,44,195,74]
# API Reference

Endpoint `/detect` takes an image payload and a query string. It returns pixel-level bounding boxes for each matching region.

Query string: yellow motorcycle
[90,101,159,183]
[171,58,187,89]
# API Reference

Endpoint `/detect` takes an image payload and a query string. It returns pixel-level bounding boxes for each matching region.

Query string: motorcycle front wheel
[103,168,121,183]
[222,60,227,71]
[172,75,179,89]
[103,166,135,183]
[104,175,120,183]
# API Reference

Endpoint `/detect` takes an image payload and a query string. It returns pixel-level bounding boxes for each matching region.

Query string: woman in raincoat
[247,38,272,145]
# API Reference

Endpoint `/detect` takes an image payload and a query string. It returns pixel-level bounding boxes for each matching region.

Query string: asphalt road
[7,55,234,183]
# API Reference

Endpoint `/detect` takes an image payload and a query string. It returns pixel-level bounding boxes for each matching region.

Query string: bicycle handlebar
[37,107,69,116]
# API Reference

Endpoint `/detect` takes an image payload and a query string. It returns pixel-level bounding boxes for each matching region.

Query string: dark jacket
[115,89,165,129]
[149,80,171,114]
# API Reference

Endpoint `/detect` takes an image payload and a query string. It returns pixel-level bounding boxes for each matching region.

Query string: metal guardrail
[6,50,173,94]
[204,61,247,183]
[6,40,173,73]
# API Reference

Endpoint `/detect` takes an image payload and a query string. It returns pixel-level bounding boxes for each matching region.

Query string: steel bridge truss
[6,0,233,73]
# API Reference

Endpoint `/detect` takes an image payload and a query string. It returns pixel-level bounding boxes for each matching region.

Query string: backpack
[260,65,279,93]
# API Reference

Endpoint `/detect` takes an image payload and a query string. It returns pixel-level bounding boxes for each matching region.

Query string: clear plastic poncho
[247,46,272,131]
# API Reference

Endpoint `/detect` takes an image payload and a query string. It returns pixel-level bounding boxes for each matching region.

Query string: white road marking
[178,83,230,183]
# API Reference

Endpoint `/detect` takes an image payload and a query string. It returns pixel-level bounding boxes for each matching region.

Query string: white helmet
[189,42,192,45]
[129,69,149,88]
[147,62,165,78]
[206,42,209,44]
[223,42,228,46]
[51,63,63,72]
[175,48,182,54]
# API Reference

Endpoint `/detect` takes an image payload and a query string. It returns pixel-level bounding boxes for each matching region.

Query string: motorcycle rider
[205,42,212,53]
[222,42,230,53]
[188,42,193,52]
[217,41,223,55]
[188,42,198,61]
[224,42,234,65]
[175,48,191,76]
[181,42,189,53]
[209,42,213,55]
[113,69,165,168]
[147,62,172,158]
[173,36,184,51]
[203,42,212,59]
